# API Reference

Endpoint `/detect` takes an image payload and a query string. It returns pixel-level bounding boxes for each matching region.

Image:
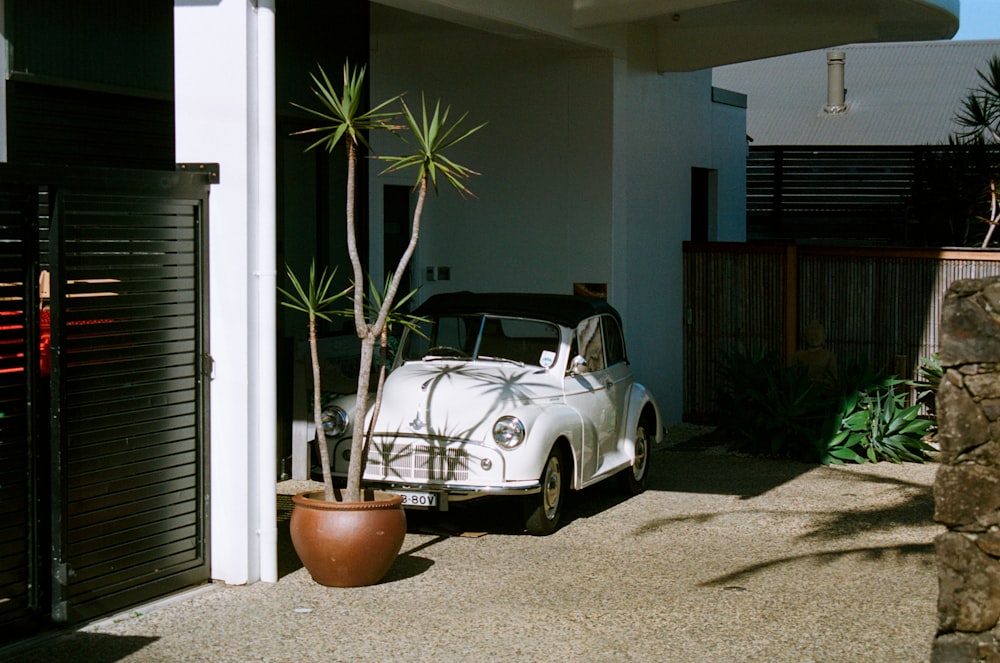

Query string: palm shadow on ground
[643,430,939,587]
[278,425,939,588]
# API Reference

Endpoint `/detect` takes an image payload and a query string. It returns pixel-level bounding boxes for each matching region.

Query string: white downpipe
[250,0,278,584]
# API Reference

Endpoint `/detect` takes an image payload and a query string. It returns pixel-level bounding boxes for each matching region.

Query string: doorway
[383,184,413,302]
[691,167,719,242]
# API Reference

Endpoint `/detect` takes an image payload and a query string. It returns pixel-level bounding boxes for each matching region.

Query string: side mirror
[569,355,588,375]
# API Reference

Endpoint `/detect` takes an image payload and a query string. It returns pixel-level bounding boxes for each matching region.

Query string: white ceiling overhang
[574,0,960,70]
[373,0,959,71]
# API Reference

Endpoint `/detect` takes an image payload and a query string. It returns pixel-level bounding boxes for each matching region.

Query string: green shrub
[914,353,942,416]
[715,351,934,464]
[818,364,935,464]
[715,349,830,460]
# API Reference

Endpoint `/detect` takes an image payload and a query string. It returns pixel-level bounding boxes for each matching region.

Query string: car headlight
[493,416,525,449]
[321,405,349,437]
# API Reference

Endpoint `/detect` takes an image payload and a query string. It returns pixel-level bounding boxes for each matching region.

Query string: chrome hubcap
[542,455,562,519]
[633,426,648,480]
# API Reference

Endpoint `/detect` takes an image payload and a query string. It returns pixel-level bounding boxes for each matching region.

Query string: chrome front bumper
[361,479,542,511]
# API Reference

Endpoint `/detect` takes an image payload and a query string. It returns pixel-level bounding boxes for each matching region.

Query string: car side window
[601,315,626,367]
[572,316,605,372]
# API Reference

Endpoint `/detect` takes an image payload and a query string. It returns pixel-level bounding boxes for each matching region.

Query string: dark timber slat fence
[747,145,1000,244]
[683,242,1000,421]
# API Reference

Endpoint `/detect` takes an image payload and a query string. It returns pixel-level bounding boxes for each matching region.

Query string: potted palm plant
[280,62,482,587]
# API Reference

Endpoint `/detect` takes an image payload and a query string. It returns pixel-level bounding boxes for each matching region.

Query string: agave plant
[819,365,935,465]
[823,385,934,464]
[292,61,484,503]
[714,348,830,459]
[913,352,942,416]
[715,350,935,465]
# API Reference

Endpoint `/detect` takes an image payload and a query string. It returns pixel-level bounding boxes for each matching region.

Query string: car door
[599,315,632,461]
[563,316,616,482]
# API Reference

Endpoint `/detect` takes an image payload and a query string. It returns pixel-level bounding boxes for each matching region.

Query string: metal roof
[712,40,1000,145]
[414,292,621,328]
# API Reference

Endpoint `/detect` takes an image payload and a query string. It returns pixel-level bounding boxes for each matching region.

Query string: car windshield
[399,314,561,367]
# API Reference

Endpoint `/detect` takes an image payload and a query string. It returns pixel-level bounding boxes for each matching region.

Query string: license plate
[392,490,439,508]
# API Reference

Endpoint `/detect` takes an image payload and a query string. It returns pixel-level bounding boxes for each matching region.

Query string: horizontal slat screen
[747,145,1000,245]
[53,185,208,623]
[0,186,33,635]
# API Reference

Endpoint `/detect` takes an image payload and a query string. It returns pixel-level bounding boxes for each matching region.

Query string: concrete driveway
[10,425,942,662]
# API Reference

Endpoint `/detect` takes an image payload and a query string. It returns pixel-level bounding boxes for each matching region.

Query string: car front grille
[366,442,470,482]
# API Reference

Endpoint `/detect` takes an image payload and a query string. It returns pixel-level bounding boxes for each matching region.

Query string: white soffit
[573,0,960,70]
[373,1,959,72]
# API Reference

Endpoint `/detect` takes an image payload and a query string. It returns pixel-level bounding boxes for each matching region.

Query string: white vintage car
[326,292,663,535]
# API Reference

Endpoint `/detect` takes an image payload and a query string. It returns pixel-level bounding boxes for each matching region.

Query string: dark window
[602,316,627,366]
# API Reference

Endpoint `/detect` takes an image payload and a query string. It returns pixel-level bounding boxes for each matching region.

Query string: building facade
[0,0,959,627]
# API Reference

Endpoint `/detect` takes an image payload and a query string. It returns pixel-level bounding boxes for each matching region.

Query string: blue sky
[953,0,999,40]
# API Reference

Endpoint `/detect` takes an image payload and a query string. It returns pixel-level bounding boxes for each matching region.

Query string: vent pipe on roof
[824,50,846,113]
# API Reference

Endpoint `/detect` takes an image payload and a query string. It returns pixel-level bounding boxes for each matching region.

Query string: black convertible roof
[414,292,622,328]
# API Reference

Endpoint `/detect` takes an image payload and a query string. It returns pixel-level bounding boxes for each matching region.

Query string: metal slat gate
[0,165,210,638]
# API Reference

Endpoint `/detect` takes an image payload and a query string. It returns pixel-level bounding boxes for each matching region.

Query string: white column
[251,0,278,584]
[174,0,276,585]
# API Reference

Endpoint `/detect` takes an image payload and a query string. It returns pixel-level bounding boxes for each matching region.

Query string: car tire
[618,422,650,495]
[523,445,566,536]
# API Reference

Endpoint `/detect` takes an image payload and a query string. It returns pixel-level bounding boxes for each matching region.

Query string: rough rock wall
[933,277,1000,662]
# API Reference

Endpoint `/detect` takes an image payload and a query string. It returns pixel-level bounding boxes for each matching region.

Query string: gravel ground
[7,425,944,663]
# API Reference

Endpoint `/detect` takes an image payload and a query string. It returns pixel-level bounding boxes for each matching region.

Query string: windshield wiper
[476,355,525,367]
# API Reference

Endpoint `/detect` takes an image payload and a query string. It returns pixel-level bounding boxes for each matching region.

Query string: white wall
[614,27,706,424]
[370,34,615,298]
[174,0,277,585]
[367,20,746,422]
[711,94,748,243]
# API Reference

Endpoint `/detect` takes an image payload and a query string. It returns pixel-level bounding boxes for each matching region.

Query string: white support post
[174,0,277,585]
[251,0,278,584]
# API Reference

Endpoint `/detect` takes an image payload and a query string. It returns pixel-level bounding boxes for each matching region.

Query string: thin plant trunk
[344,176,428,503]
[363,329,391,467]
[984,181,999,248]
[309,316,335,502]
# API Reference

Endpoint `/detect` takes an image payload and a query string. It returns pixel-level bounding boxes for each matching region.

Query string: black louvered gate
[0,179,42,638]
[0,164,211,638]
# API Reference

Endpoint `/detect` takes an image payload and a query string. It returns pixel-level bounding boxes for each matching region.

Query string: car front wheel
[523,445,566,536]
[619,423,650,495]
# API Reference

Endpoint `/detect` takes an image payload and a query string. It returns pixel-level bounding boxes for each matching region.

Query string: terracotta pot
[290,490,407,587]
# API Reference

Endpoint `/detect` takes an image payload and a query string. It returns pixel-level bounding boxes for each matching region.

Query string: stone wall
[933,277,1000,662]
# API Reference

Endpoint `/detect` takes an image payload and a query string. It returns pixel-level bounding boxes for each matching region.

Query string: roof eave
[578,0,960,72]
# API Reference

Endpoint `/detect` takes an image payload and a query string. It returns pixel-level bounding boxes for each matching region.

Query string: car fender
[622,381,663,457]
[500,403,588,486]
[321,392,364,472]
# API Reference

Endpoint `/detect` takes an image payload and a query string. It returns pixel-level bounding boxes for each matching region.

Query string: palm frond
[337,273,428,335]
[290,62,402,154]
[277,261,349,323]
[378,94,485,196]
